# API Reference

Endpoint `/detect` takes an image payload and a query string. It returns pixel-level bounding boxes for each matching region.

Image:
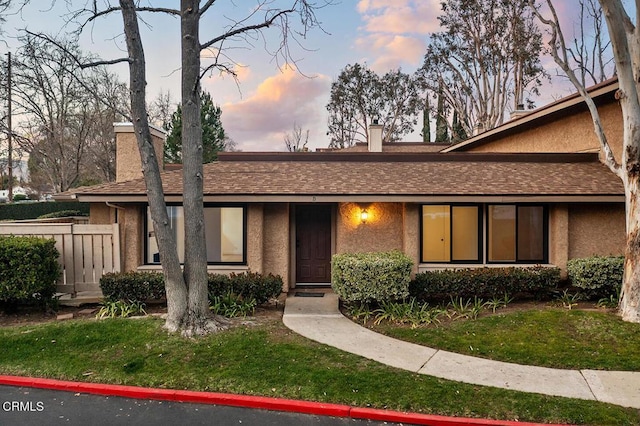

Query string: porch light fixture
[360,209,369,224]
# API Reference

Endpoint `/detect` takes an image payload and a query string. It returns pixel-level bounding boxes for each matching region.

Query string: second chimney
[368,120,383,152]
[114,123,166,183]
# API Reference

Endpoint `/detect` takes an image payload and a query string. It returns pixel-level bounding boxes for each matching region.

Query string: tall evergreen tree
[435,85,449,143]
[421,0,545,136]
[164,91,227,164]
[421,96,431,143]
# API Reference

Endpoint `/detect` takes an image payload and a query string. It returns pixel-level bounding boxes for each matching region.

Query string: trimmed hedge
[409,266,561,302]
[100,270,283,305]
[100,272,165,303]
[0,236,60,308]
[0,201,89,221]
[331,250,413,303]
[38,210,86,219]
[567,256,624,300]
[208,272,283,305]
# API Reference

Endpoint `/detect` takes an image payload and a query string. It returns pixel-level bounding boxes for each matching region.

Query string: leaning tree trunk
[119,0,189,330]
[180,0,219,336]
[621,179,640,322]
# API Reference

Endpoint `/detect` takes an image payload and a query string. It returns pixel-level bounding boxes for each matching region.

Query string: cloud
[355,34,427,72]
[353,0,438,72]
[357,0,440,35]
[221,67,331,151]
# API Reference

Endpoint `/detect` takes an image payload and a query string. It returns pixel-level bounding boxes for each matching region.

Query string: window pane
[422,205,450,262]
[148,206,244,264]
[518,206,544,261]
[204,207,244,262]
[488,205,515,262]
[147,206,185,263]
[452,206,478,261]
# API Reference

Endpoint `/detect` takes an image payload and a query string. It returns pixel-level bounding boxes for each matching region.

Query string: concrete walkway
[282,291,640,409]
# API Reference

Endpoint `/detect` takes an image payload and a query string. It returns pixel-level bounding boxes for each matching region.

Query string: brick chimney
[368,120,383,152]
[114,123,166,182]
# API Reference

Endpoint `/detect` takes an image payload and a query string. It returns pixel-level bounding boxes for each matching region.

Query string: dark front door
[296,205,332,283]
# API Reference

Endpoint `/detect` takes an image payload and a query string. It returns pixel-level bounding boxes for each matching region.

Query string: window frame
[144,203,248,266]
[485,204,548,264]
[420,203,483,264]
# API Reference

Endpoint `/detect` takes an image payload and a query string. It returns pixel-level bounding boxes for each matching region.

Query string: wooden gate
[0,223,120,294]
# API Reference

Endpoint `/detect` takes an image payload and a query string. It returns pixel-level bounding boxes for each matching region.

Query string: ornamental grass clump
[331,250,413,304]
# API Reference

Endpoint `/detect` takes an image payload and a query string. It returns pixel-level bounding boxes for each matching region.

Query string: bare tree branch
[530,0,621,178]
[200,8,294,51]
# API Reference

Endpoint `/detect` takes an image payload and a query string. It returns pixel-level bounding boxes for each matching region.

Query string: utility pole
[6,52,12,203]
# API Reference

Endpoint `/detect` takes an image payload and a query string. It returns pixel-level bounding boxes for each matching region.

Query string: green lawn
[0,316,638,425]
[372,307,640,371]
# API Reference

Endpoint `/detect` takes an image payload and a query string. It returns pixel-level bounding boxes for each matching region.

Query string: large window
[146,205,245,264]
[421,205,480,263]
[488,205,545,263]
[421,204,547,264]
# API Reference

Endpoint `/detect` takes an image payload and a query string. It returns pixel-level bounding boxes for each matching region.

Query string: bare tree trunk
[600,0,640,322]
[119,0,189,331]
[621,181,640,322]
[179,0,214,336]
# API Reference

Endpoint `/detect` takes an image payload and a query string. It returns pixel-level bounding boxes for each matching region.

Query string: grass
[373,307,640,371]
[0,317,638,425]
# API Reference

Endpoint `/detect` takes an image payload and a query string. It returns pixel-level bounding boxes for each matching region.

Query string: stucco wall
[336,202,404,254]
[403,203,420,274]
[548,204,569,277]
[568,203,625,259]
[246,204,264,274]
[263,203,291,291]
[467,102,623,160]
[122,204,144,272]
[89,203,112,225]
[115,126,165,183]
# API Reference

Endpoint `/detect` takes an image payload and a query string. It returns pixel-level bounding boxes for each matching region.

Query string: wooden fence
[0,223,120,295]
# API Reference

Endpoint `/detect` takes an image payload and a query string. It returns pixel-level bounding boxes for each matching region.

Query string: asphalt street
[0,385,398,425]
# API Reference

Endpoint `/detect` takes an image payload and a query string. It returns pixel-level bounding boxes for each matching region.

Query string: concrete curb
[0,375,562,426]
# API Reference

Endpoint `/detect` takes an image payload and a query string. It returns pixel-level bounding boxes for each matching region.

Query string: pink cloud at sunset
[355,34,427,72]
[221,67,331,151]
[357,0,442,35]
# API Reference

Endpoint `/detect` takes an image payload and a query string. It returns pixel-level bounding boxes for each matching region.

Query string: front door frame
[290,203,336,288]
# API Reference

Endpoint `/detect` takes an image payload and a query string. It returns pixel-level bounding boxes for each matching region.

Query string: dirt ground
[0,298,285,328]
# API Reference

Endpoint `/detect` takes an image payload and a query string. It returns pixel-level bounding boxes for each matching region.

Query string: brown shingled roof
[68,152,623,202]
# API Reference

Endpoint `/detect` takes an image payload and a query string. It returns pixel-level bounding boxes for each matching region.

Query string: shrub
[331,250,413,304]
[38,210,86,219]
[409,266,560,302]
[12,194,28,202]
[100,270,282,306]
[0,201,89,221]
[567,256,624,300]
[100,271,165,303]
[208,271,283,305]
[0,236,60,309]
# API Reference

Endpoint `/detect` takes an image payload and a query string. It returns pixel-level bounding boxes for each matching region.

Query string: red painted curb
[0,375,564,426]
[350,407,566,426]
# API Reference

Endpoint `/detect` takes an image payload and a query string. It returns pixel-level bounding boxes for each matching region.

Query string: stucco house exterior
[58,78,626,292]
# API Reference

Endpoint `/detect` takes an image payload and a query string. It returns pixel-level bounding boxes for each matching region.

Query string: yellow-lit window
[422,205,479,263]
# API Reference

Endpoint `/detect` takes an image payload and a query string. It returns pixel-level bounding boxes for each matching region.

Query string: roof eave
[74,193,625,204]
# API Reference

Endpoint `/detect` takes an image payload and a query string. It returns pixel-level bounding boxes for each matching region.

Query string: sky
[0,0,625,152]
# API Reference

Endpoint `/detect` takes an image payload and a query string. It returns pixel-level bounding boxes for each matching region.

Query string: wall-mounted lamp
[360,209,369,224]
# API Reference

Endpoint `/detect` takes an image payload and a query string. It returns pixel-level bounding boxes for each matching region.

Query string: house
[57,79,626,292]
